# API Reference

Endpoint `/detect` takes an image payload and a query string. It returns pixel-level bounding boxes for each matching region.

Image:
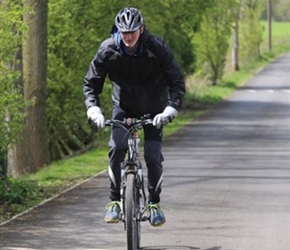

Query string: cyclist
[83,7,185,227]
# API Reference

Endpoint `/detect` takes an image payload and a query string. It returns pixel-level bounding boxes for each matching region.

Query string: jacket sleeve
[158,40,186,111]
[83,46,107,110]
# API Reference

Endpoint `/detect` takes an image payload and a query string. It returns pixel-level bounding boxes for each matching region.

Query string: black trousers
[108,106,164,203]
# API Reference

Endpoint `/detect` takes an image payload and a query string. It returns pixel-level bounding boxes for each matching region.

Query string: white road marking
[0,248,108,250]
[246,89,290,93]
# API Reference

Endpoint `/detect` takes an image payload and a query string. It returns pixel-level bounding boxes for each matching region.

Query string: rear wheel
[125,173,140,250]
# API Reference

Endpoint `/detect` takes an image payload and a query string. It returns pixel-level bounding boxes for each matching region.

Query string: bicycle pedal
[140,216,149,221]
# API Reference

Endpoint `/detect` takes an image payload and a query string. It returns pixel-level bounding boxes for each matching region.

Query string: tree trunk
[232,20,239,71]
[267,0,272,51]
[232,2,241,72]
[8,0,49,177]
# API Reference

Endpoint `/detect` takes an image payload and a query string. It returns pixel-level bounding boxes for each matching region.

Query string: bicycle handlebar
[105,117,153,127]
[89,113,172,129]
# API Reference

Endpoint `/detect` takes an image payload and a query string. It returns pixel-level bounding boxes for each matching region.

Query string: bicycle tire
[125,173,140,250]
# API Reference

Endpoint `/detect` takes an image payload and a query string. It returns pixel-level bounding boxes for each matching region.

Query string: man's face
[120,27,143,48]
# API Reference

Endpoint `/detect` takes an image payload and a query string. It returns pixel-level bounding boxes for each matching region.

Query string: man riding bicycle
[83,7,185,227]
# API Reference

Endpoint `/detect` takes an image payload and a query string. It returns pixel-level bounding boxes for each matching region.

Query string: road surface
[0,53,289,250]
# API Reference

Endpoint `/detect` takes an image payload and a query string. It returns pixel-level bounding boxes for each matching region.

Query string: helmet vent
[115,7,144,32]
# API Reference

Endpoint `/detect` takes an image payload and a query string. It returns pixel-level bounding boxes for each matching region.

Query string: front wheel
[125,173,140,250]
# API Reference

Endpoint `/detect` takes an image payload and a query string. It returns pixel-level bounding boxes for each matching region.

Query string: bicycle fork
[120,162,148,227]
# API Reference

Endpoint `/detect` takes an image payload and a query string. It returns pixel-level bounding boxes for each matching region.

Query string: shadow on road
[140,246,235,250]
[140,246,199,250]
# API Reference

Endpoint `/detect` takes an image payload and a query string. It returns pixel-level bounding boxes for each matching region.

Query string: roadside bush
[0,178,38,205]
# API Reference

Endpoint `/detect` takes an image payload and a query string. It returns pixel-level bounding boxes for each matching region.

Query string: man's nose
[126,33,133,39]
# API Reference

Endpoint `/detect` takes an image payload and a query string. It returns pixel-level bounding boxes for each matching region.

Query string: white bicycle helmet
[115,7,144,32]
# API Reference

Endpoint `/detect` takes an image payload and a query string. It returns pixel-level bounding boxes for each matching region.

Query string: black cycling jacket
[83,27,185,118]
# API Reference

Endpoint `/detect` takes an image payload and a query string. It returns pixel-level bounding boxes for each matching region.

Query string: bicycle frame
[105,115,152,250]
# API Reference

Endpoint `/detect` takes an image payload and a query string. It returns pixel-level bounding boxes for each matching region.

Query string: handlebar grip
[105,120,112,126]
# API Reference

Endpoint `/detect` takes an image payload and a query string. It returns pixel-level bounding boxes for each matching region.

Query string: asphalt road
[0,53,289,250]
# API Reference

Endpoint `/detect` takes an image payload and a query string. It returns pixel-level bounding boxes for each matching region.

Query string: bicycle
[105,114,152,250]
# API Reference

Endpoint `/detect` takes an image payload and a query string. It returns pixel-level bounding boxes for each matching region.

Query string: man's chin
[125,42,138,47]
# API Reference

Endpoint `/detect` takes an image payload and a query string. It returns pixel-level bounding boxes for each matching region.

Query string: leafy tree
[8,0,49,176]
[193,0,238,85]
[147,0,203,74]
[47,0,116,160]
[239,0,265,64]
[0,0,26,177]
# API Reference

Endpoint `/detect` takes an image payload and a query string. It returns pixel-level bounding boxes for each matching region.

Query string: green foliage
[193,0,238,85]
[0,177,40,222]
[47,0,104,159]
[260,21,290,53]
[261,0,290,21]
[0,178,38,204]
[239,0,265,64]
[138,0,209,73]
[272,0,290,21]
[0,1,27,153]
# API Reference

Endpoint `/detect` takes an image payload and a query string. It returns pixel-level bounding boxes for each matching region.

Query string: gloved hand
[87,106,105,128]
[153,106,178,129]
